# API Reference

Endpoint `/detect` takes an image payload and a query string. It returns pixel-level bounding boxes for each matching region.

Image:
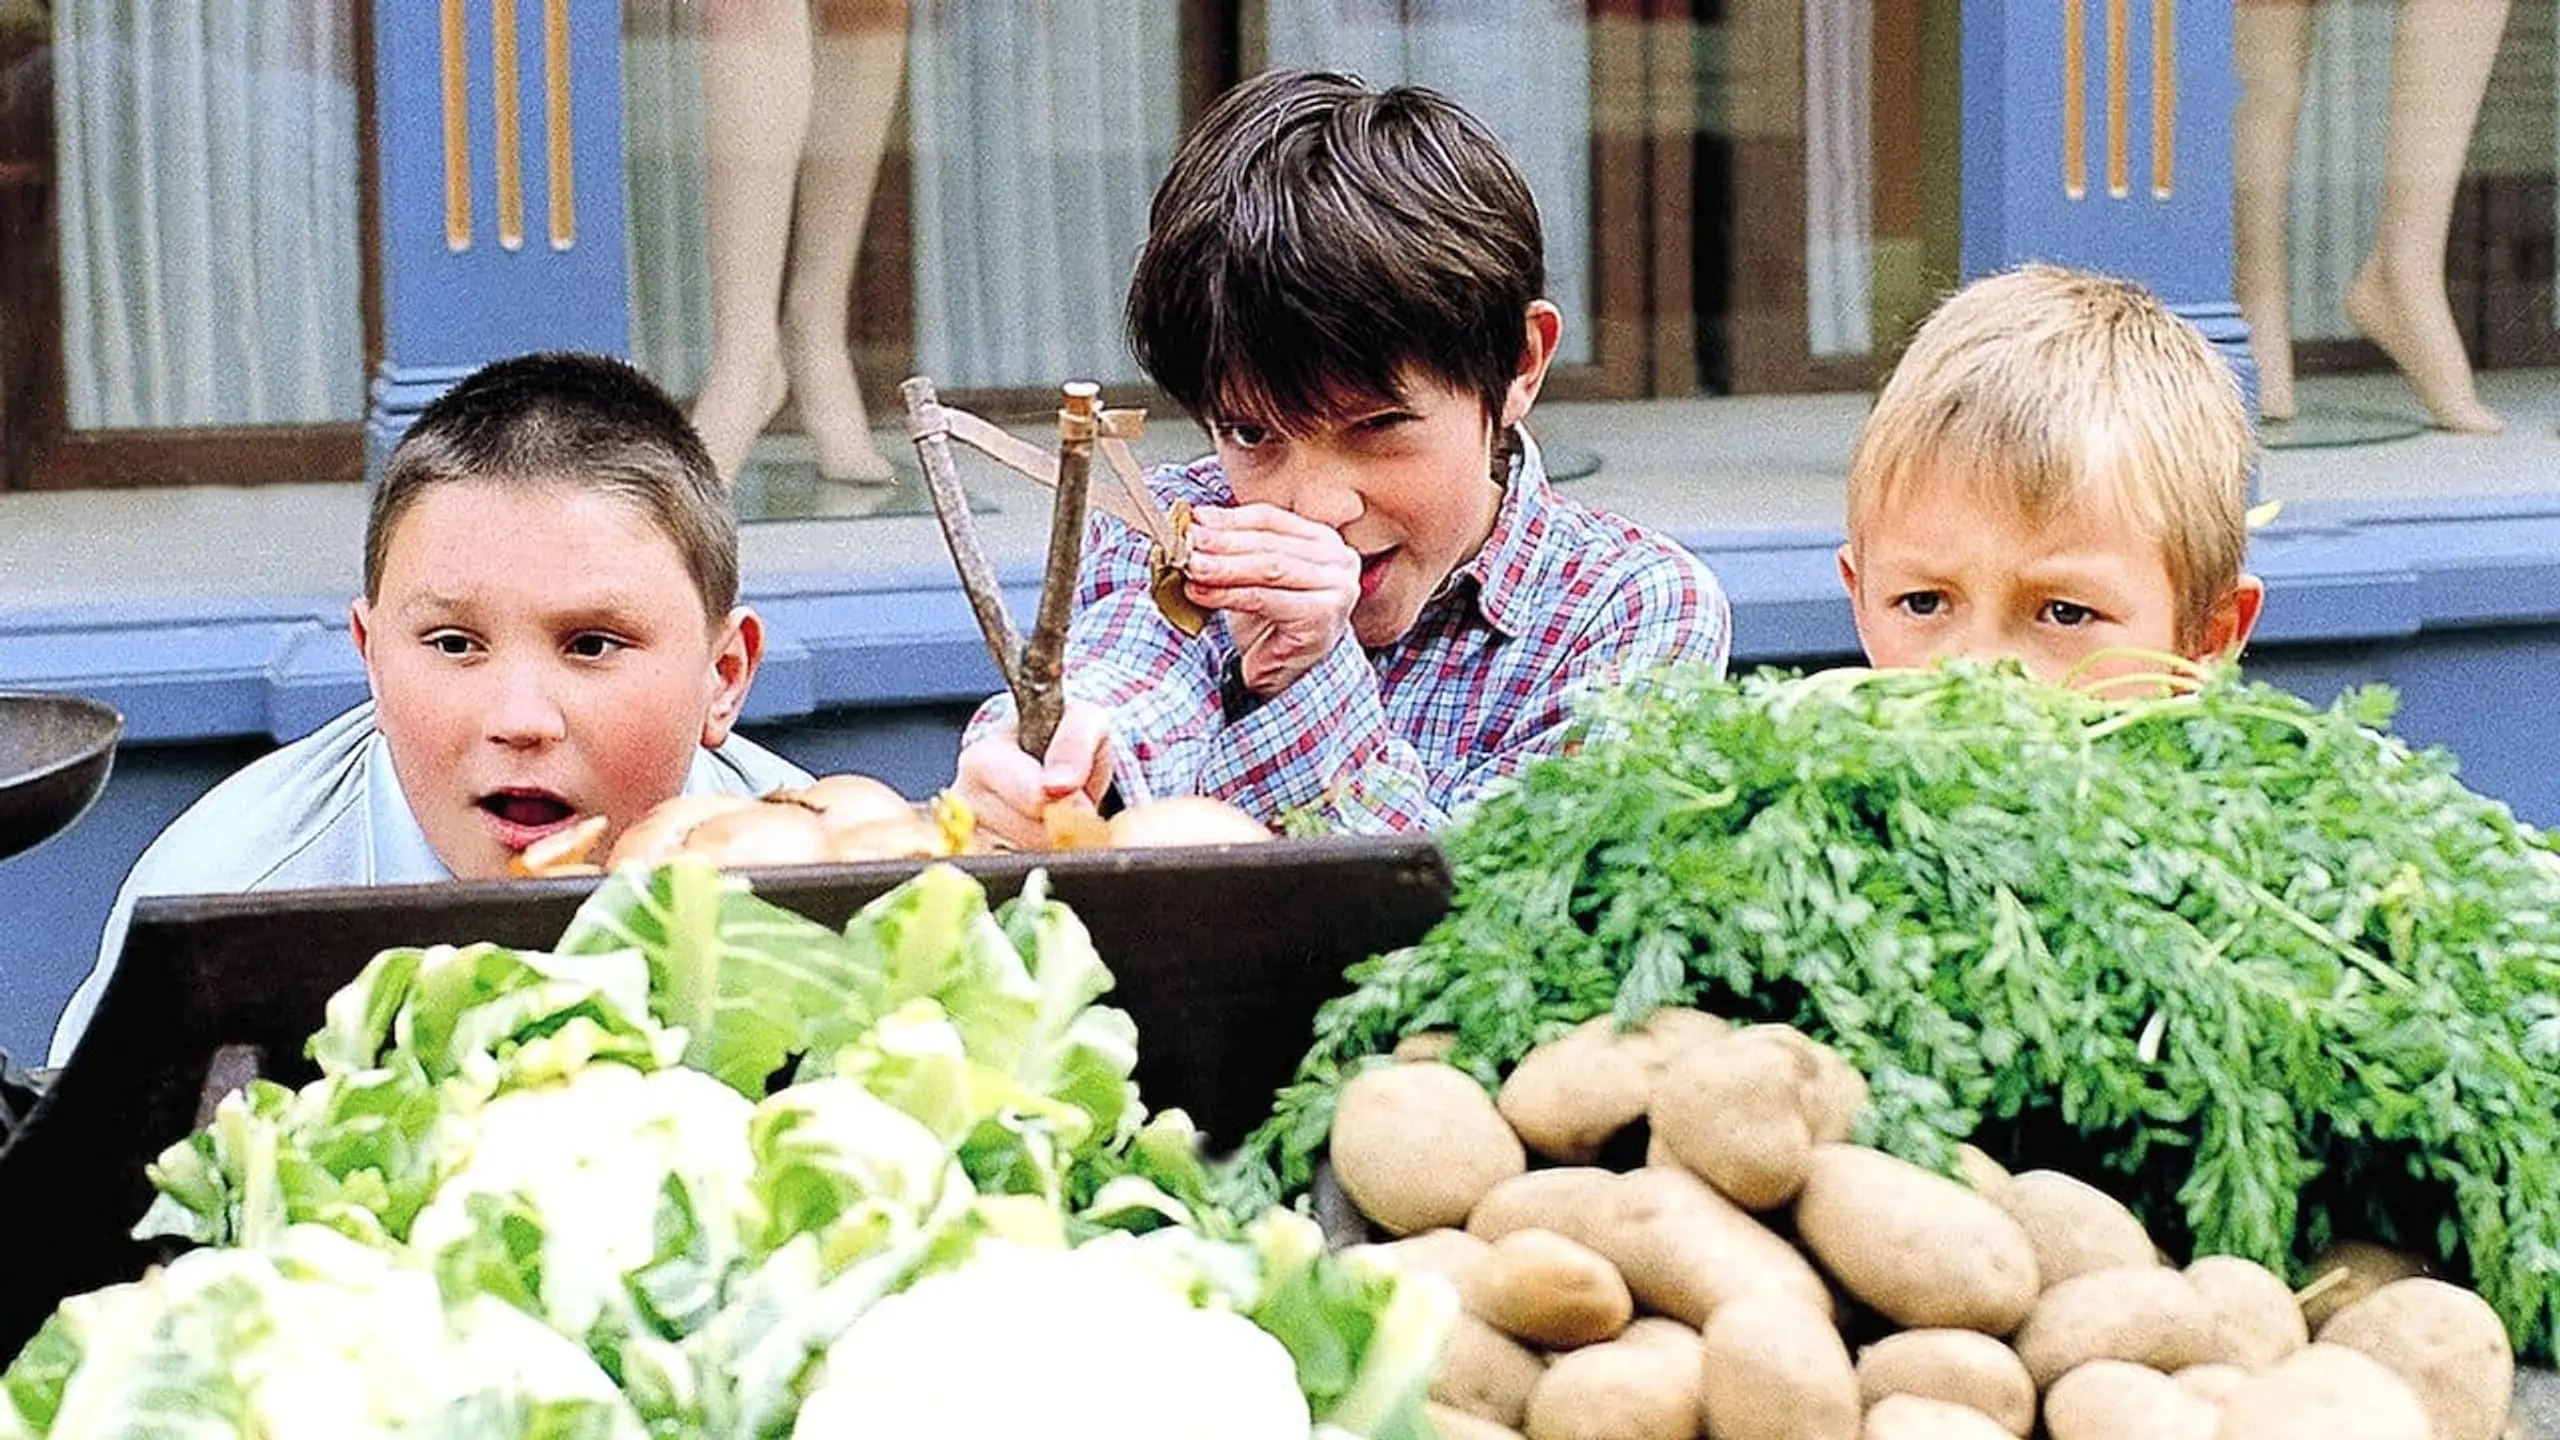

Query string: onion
[825,814,950,863]
[791,773,918,833]
[1104,795,1273,848]
[680,801,831,869]
[606,793,762,868]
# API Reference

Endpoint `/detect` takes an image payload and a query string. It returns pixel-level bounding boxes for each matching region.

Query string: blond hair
[1844,264,2254,649]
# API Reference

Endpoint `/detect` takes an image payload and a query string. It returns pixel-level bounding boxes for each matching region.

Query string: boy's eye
[566,633,627,659]
[425,631,477,657]
[1353,411,1415,434]
[1216,422,1275,451]
[2041,600,2097,627]
[1890,591,1944,618]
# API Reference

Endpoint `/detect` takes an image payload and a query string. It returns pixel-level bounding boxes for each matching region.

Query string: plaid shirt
[968,431,1731,831]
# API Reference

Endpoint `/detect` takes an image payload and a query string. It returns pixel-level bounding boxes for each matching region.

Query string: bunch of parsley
[1235,661,2560,1359]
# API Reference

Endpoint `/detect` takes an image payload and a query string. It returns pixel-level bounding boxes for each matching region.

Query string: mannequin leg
[2232,0,2316,422]
[2342,0,2511,434]
[778,0,910,482]
[694,0,815,483]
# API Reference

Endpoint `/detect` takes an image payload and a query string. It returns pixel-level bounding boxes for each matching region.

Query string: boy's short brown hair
[365,352,737,620]
[1126,67,1543,433]
[1845,264,2254,648]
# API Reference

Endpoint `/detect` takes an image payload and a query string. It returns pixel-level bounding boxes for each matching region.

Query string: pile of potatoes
[1326,1012,2517,1440]
[511,774,1270,876]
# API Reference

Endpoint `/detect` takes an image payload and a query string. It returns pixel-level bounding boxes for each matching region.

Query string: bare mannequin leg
[694,0,814,483]
[2233,0,2316,422]
[2342,0,2511,434]
[779,0,908,482]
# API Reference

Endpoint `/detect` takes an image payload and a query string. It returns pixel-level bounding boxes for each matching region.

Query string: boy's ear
[2193,574,2266,661]
[702,608,765,748]
[1835,542,1860,600]
[1499,301,1566,428]
[348,599,380,684]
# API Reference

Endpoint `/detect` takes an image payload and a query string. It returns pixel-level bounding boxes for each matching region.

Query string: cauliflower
[795,1240,1311,1440]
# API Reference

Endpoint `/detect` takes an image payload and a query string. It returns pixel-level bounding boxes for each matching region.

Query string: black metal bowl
[0,692,123,863]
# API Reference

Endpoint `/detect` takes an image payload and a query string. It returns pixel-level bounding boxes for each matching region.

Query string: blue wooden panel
[369,0,633,460]
[1961,0,2239,308]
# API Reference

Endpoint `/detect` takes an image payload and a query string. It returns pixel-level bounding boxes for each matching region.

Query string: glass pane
[1260,0,1596,369]
[621,0,1178,508]
[49,2,363,430]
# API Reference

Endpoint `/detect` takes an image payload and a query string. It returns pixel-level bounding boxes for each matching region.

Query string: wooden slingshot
[899,376,1206,759]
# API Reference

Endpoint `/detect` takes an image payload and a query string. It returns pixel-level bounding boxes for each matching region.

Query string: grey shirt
[48,700,808,1064]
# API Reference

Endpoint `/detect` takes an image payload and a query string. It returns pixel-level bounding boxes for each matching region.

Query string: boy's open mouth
[479,789,577,842]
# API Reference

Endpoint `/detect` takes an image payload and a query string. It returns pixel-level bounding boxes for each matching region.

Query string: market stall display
[0,833,1449,1358]
[0,858,1458,1436]
[1316,1011,2516,1440]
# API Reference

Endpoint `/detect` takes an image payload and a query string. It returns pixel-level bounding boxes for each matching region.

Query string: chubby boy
[1839,263,2266,684]
[50,352,808,1061]
[957,69,1732,842]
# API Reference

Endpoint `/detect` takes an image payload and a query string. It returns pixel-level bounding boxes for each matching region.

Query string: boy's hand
[954,701,1115,850]
[1183,503,1360,697]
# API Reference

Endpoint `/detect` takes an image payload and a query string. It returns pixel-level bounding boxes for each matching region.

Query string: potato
[2012,1266,2214,1388]
[1699,1292,1861,1440]
[1954,1145,2012,1198]
[1631,1006,1731,1064]
[1992,1171,2156,1288]
[2173,1363,2251,1405]
[1861,1394,2020,1440]
[2215,1342,2432,1440]
[2317,1277,2513,1440]
[1650,1027,1817,1210]
[1853,1329,2035,1436]
[1330,1062,1527,1236]
[1466,1228,1634,1350]
[1393,1030,1459,1064]
[1589,1165,1834,1326]
[1792,1143,2040,1334]
[2297,1240,2432,1334]
[1426,1402,1527,1440]
[1498,1017,1655,1163]
[1618,1315,1707,1359]
[1104,794,1271,846]
[1435,1314,1548,1428]
[1469,1167,1618,1245]
[2184,1255,2307,1372]
[1358,1227,1491,1291]
[1524,1333,1699,1440]
[2044,1359,2219,1440]
[1753,1025,1869,1144]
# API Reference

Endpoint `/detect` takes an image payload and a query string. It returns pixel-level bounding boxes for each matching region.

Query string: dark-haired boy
[50,352,808,1061]
[956,68,1730,843]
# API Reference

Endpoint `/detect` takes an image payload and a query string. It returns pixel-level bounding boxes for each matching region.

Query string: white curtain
[906,3,1179,389]
[622,1,712,397]
[1803,0,1872,358]
[2286,0,2394,342]
[51,2,363,429]
[1261,0,1594,367]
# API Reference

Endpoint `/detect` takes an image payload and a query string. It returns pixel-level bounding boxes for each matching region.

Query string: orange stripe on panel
[2152,0,2176,197]
[492,0,525,250]
[2106,0,2130,197]
[441,0,470,249]
[546,0,574,248]
[2063,0,2088,199]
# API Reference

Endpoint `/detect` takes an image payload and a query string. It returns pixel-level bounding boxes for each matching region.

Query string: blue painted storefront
[6,0,2558,1061]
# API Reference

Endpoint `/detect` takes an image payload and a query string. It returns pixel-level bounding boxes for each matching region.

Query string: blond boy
[1838,263,2265,684]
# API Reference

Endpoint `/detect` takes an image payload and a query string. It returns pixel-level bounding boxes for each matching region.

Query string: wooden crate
[0,835,1451,1351]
